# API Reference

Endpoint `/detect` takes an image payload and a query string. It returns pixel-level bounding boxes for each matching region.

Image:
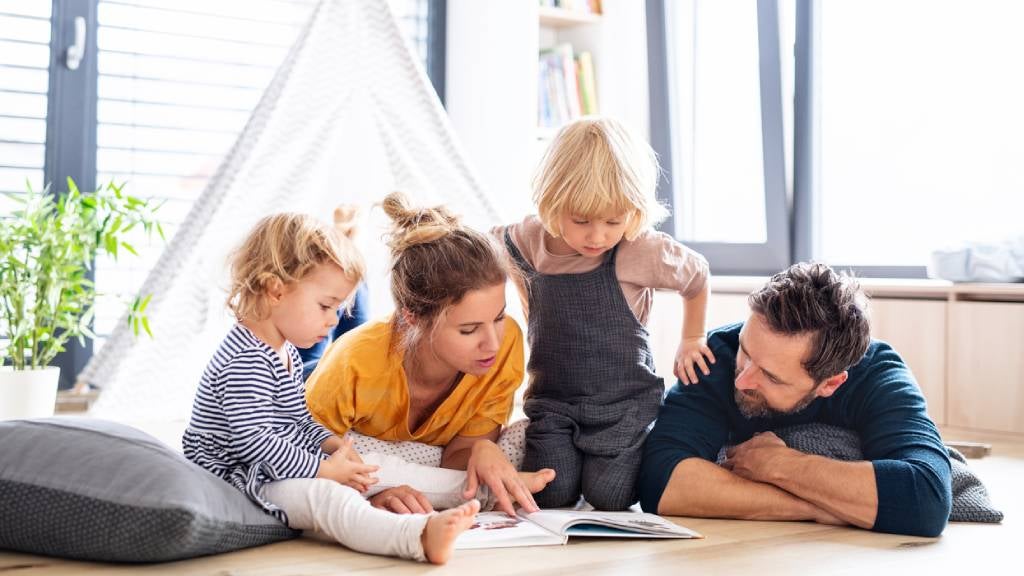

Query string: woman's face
[425,282,508,377]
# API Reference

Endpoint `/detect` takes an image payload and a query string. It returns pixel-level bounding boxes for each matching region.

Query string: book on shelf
[576,50,598,115]
[455,509,702,550]
[538,43,598,130]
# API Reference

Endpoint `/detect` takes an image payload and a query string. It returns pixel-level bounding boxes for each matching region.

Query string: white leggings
[259,419,530,559]
[260,478,429,562]
[349,418,529,511]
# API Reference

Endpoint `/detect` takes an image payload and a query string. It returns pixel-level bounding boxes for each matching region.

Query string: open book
[455,510,702,549]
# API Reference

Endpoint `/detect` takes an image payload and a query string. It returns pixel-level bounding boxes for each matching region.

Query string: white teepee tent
[80,0,503,419]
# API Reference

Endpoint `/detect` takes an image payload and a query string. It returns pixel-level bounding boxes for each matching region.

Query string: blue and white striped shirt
[183,324,334,520]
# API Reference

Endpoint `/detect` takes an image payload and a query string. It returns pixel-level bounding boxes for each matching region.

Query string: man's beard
[734,383,820,419]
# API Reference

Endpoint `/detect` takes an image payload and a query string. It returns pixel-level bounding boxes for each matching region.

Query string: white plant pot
[0,366,61,420]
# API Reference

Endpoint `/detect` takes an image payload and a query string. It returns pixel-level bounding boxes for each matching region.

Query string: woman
[307,192,554,517]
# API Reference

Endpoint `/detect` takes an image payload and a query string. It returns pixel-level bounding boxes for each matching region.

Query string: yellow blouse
[306,317,524,446]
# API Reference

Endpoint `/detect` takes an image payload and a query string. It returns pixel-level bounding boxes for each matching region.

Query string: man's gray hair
[748,262,871,382]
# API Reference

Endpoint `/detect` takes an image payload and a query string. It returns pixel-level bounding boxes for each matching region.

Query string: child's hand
[316,437,379,492]
[674,336,716,385]
[337,436,365,464]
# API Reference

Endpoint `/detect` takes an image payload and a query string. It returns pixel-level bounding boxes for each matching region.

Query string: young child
[494,116,716,510]
[182,212,478,564]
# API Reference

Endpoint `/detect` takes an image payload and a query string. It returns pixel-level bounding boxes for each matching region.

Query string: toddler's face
[557,210,627,257]
[427,282,508,377]
[274,263,357,349]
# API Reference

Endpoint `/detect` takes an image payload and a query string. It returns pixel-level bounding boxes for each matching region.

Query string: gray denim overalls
[505,231,664,510]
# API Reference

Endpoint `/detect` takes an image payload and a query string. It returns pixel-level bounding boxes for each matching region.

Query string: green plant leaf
[1,177,165,368]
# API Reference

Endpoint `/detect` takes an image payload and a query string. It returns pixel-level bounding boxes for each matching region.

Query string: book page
[523,510,702,539]
[454,512,567,550]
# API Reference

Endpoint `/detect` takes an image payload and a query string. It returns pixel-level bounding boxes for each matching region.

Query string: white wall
[445,0,538,221]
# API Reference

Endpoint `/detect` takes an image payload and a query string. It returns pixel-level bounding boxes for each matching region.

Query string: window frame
[44,0,100,389]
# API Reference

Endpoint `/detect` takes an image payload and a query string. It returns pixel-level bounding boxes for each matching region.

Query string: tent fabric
[81,0,502,419]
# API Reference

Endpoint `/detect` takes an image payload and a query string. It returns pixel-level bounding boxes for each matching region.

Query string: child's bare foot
[421,499,480,564]
[518,468,556,495]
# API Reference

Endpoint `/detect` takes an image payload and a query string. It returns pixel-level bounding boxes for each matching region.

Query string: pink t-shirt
[493,215,709,325]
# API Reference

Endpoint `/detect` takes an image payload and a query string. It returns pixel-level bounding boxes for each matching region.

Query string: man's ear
[816,371,848,399]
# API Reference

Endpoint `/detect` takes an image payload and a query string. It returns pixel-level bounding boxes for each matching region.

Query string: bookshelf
[538,6,601,28]
[537,5,602,137]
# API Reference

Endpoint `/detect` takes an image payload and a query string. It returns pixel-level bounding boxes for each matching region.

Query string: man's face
[733,313,834,419]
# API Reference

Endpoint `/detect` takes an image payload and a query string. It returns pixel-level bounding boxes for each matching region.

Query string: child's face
[425,282,508,377]
[558,210,628,257]
[272,263,357,349]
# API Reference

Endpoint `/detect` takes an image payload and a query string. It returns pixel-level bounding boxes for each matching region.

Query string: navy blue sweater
[639,323,952,537]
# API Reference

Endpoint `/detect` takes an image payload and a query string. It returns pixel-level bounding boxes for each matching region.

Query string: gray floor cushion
[0,417,297,563]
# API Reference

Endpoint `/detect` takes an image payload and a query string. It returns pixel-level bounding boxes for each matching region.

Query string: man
[639,262,952,537]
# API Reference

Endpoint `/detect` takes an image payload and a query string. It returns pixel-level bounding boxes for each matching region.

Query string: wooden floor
[2,426,1019,575]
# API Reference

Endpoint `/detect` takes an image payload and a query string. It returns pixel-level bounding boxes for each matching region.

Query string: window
[91,0,320,344]
[651,0,1024,275]
[665,1,766,244]
[0,3,51,207]
[648,0,791,275]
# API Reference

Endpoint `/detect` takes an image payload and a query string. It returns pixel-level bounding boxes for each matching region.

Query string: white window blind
[0,3,51,212]
[92,0,437,348]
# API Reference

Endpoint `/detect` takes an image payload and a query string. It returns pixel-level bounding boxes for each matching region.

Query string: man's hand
[721,432,793,484]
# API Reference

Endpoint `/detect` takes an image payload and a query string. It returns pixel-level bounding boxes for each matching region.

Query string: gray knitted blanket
[716,423,1003,523]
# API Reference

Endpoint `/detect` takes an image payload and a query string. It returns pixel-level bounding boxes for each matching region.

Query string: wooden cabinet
[868,298,947,425]
[948,301,1024,433]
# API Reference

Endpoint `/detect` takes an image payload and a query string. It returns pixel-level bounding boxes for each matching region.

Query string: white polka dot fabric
[347,419,528,469]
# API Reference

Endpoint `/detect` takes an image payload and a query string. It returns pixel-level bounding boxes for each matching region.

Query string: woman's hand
[462,440,538,517]
[369,485,434,514]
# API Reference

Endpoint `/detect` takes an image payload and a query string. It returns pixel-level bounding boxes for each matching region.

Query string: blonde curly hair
[226,212,364,322]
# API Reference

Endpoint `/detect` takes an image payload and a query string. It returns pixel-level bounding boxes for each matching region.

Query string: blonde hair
[534,116,668,241]
[227,212,364,321]
[381,191,509,352]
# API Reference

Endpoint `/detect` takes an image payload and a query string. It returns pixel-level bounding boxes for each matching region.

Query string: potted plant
[0,178,163,419]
